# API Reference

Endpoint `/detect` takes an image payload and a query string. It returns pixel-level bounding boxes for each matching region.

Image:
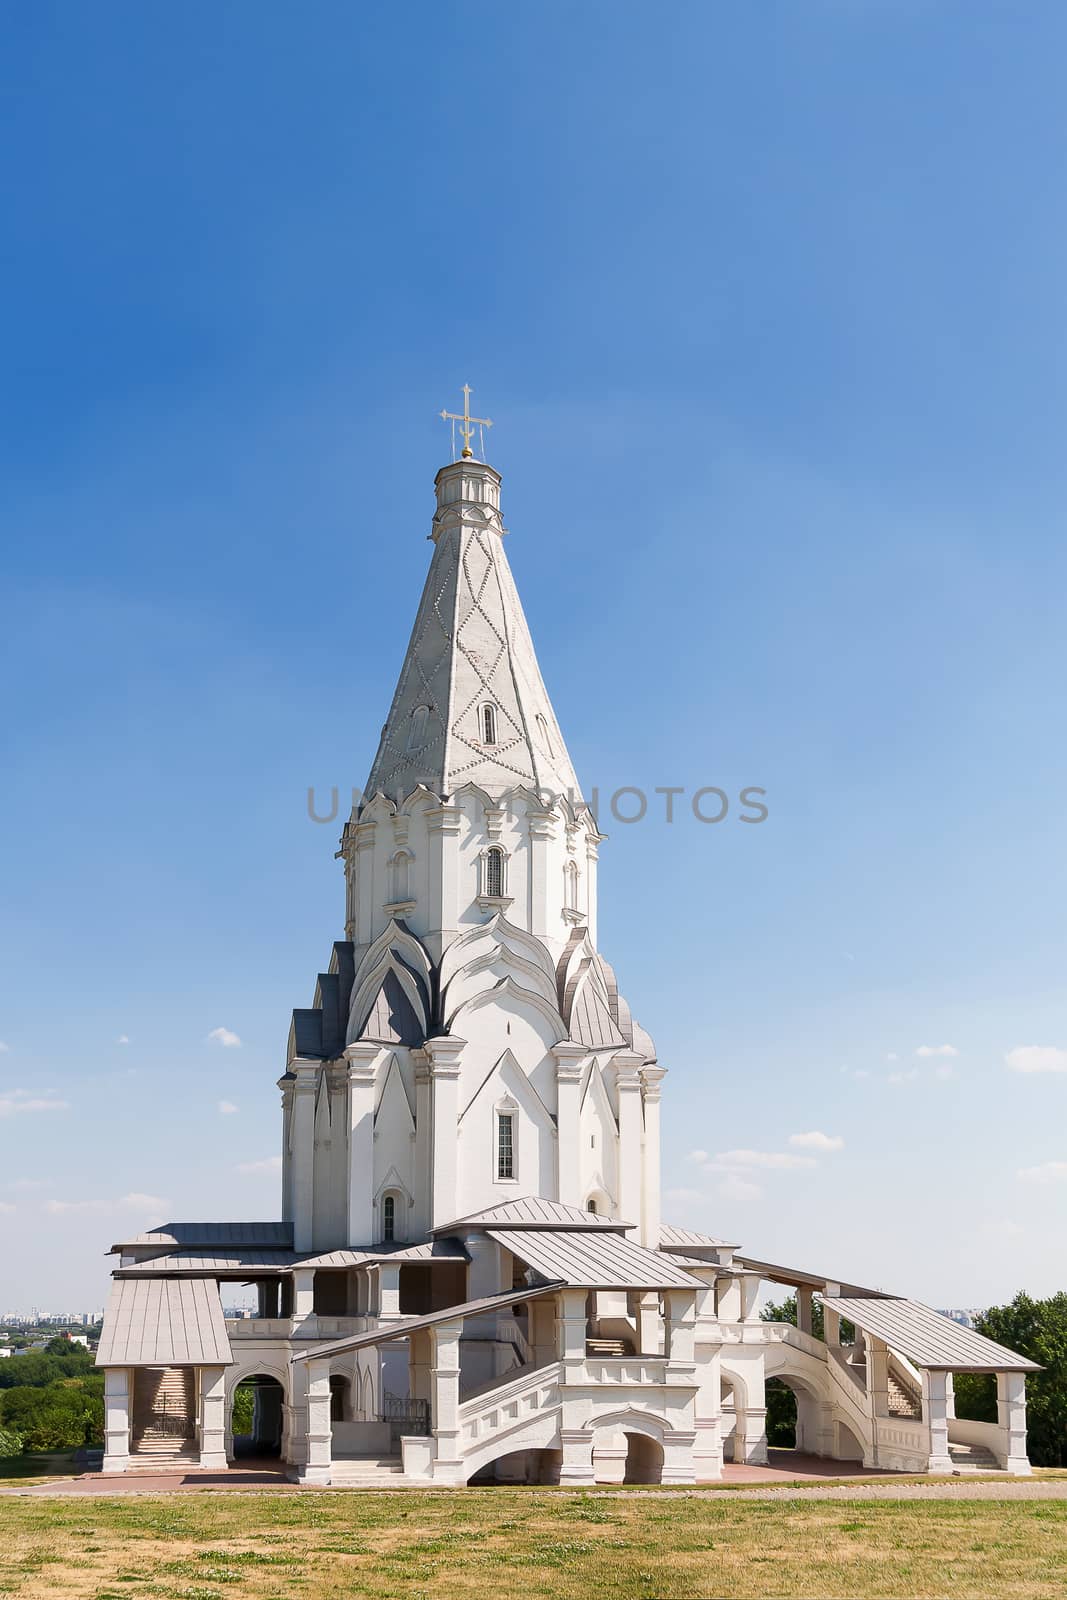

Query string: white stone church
[97,422,1037,1485]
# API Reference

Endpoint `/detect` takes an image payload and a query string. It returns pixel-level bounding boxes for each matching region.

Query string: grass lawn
[0,1490,1064,1599]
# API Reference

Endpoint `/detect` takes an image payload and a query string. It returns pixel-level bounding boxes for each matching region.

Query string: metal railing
[381,1395,431,1447]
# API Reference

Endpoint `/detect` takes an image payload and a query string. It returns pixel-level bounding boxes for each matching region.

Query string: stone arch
[226,1365,287,1459]
[719,1368,748,1464]
[835,1419,864,1463]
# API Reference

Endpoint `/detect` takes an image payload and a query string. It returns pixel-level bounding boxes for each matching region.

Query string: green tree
[958,1292,1067,1469]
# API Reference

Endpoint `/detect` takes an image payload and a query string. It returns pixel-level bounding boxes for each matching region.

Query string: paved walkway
[4,1449,1062,1499]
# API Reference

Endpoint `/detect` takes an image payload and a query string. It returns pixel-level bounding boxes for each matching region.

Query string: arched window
[587,1197,598,1215]
[496,1110,515,1180]
[564,860,580,911]
[481,703,498,745]
[405,704,430,752]
[388,850,413,904]
[382,1194,396,1242]
[484,845,505,899]
[535,712,554,757]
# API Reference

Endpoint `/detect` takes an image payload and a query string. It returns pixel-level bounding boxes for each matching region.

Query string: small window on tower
[535,712,554,757]
[405,705,430,753]
[484,845,505,898]
[587,1198,598,1215]
[497,1112,515,1180]
[481,704,498,745]
[382,1194,396,1242]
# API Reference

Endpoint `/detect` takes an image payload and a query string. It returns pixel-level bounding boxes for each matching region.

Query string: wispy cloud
[235,1155,281,1177]
[888,1068,920,1085]
[6,1178,51,1192]
[916,1044,959,1058]
[0,1041,9,1054]
[686,1149,708,1163]
[662,1186,707,1210]
[934,1062,957,1080]
[713,1149,816,1171]
[45,1191,170,1216]
[1017,1161,1067,1184]
[0,1090,70,1118]
[117,1035,130,1045]
[886,1053,898,1062]
[208,1027,242,1049]
[1005,1046,1067,1075]
[718,1173,762,1202]
[789,1131,844,1152]
[218,1100,239,1115]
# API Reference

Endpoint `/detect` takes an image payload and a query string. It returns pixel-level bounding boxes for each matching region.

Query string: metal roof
[109,1221,292,1254]
[736,1255,883,1296]
[435,1196,630,1233]
[488,1227,704,1291]
[660,1224,737,1250]
[292,1282,566,1362]
[831,1296,1041,1373]
[114,1238,469,1277]
[96,1277,233,1366]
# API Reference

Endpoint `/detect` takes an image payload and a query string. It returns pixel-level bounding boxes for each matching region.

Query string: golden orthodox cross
[440,384,492,459]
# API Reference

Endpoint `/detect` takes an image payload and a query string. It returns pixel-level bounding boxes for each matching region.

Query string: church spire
[363,429,582,806]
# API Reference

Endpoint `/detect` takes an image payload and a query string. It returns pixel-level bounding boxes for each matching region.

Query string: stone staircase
[887,1371,922,1420]
[329,1453,407,1486]
[586,1337,634,1357]
[131,1367,197,1463]
[949,1442,1002,1474]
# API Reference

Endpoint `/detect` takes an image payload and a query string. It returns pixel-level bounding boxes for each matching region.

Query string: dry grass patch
[0,1490,1064,1598]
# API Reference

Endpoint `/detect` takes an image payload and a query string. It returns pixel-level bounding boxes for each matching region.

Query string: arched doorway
[230,1374,284,1458]
[329,1374,350,1423]
[623,1431,663,1484]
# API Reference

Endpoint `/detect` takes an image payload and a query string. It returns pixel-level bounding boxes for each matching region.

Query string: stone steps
[949,1443,1001,1473]
[329,1454,407,1486]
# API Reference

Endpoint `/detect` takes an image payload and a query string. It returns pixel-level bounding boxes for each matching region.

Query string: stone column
[636,1292,662,1356]
[922,1369,953,1472]
[342,1042,378,1245]
[530,1295,558,1365]
[425,1036,465,1227]
[693,1341,723,1481]
[866,1336,889,1420]
[408,1328,433,1407]
[101,1367,131,1473]
[796,1285,814,1337]
[197,1366,228,1470]
[639,1065,666,1248]
[716,1275,742,1322]
[552,1043,586,1209]
[664,1289,697,1375]
[998,1371,1031,1475]
[822,1305,842,1347]
[739,1273,762,1324]
[613,1053,644,1231]
[379,1261,403,1320]
[556,1287,588,1372]
[290,1058,320,1253]
[559,1428,596,1485]
[291,1267,316,1330]
[301,1357,333,1484]
[429,1318,465,1483]
[414,1054,433,1235]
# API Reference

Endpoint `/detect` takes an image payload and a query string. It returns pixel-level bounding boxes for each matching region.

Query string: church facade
[97,436,1037,1485]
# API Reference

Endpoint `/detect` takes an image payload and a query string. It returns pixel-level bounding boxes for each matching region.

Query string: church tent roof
[96,1277,232,1366]
[829,1296,1041,1373]
[488,1227,705,1291]
[434,1196,630,1233]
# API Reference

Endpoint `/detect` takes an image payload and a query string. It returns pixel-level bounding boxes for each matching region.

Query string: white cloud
[1005,1046,1067,1076]
[916,1044,958,1058]
[686,1149,708,1164]
[0,1090,70,1118]
[236,1155,282,1177]
[789,1131,844,1152]
[218,1100,239,1115]
[117,1035,129,1045]
[718,1174,762,1202]
[45,1191,170,1217]
[45,1198,102,1214]
[1017,1161,1067,1185]
[886,1052,898,1062]
[887,1069,920,1085]
[118,1192,170,1213]
[6,1178,50,1192]
[714,1148,816,1171]
[662,1187,707,1210]
[208,1026,242,1048]
[0,1202,15,1215]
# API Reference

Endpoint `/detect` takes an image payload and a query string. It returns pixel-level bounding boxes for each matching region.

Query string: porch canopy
[96,1277,233,1367]
[291,1281,567,1363]
[830,1296,1042,1374]
[113,1238,469,1278]
[488,1227,706,1291]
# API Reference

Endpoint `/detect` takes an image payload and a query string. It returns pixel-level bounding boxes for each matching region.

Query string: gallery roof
[96,1276,232,1367]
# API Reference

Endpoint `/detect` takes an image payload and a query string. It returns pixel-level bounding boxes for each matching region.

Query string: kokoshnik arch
[95,408,1038,1485]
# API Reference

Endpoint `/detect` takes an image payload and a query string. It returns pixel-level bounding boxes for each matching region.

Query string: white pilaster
[198,1365,228,1470]
[101,1367,130,1473]
[344,1041,379,1245]
[527,804,556,941]
[291,1267,316,1329]
[301,1357,333,1484]
[429,1318,465,1483]
[922,1369,953,1472]
[639,1064,666,1248]
[424,1036,465,1226]
[552,1043,586,1208]
[425,805,463,964]
[998,1371,1031,1475]
[290,1058,319,1253]
[613,1052,644,1230]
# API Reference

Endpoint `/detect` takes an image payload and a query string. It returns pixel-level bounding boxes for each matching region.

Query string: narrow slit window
[382,1194,395,1242]
[535,712,554,757]
[481,704,498,745]
[497,1112,515,1180]
[405,704,430,753]
[485,846,505,898]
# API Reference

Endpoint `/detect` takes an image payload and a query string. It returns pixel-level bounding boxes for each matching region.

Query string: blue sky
[2,2,1066,1311]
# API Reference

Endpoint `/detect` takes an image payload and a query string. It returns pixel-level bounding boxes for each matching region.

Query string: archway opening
[623,1431,663,1484]
[765,1376,798,1447]
[230,1374,284,1459]
[329,1374,350,1423]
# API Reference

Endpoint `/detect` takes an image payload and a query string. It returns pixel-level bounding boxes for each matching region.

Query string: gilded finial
[440,383,492,460]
